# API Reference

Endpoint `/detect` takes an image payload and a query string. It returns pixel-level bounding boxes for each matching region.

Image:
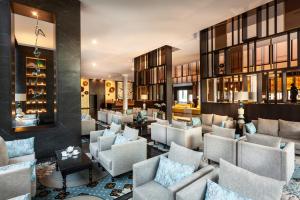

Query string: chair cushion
[212,125,235,139]
[205,179,251,200]
[114,134,129,145]
[172,120,187,129]
[123,126,139,141]
[110,122,121,133]
[103,129,115,137]
[245,122,257,134]
[154,156,194,187]
[0,137,8,167]
[222,120,235,129]
[99,150,113,170]
[279,119,300,140]
[192,117,201,127]
[5,137,35,158]
[133,180,171,200]
[168,142,204,170]
[202,114,213,126]
[213,114,228,126]
[246,133,281,148]
[219,159,285,200]
[257,118,279,137]
[111,115,122,125]
[89,142,99,158]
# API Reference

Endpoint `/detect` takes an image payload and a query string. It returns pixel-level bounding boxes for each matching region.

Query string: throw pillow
[154,156,195,187]
[192,117,201,127]
[223,120,235,129]
[257,118,279,137]
[279,119,300,140]
[213,114,228,126]
[168,142,205,169]
[212,125,235,139]
[246,133,281,148]
[201,114,213,126]
[103,129,115,137]
[110,122,121,133]
[205,179,251,200]
[0,160,36,182]
[114,134,129,145]
[0,136,9,167]
[5,137,35,158]
[219,159,285,200]
[123,126,139,141]
[245,122,256,134]
[172,120,187,129]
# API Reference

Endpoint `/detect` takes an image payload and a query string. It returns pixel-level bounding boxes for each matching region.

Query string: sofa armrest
[282,142,295,182]
[133,153,168,188]
[188,126,203,149]
[0,165,32,200]
[176,168,219,200]
[9,153,35,165]
[97,135,116,152]
[168,165,215,196]
[90,130,104,143]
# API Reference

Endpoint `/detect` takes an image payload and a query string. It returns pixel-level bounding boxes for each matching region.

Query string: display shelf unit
[25,57,47,114]
[173,60,200,84]
[200,0,300,104]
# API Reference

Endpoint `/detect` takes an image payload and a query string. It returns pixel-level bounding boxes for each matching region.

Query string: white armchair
[81,118,96,135]
[166,126,202,149]
[151,123,168,145]
[97,110,108,123]
[237,135,295,182]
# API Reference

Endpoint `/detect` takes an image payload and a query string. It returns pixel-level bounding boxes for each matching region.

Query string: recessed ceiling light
[31,11,38,17]
[92,62,96,67]
[92,39,97,45]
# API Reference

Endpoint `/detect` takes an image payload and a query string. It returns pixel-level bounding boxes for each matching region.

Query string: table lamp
[234,91,248,127]
[140,94,148,110]
[15,93,27,117]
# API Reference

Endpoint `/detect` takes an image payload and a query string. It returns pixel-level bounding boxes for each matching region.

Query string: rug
[282,164,300,200]
[66,196,103,200]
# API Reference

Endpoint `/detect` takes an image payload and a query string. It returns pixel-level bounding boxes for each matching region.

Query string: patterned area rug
[282,164,300,200]
[35,162,133,200]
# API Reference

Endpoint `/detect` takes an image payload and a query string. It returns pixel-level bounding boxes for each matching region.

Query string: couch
[0,137,36,200]
[201,113,236,133]
[81,118,96,135]
[243,118,300,155]
[204,125,238,164]
[133,143,214,200]
[237,133,295,182]
[176,159,285,200]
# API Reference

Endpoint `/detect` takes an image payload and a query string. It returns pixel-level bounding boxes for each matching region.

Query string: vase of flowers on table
[154,103,166,119]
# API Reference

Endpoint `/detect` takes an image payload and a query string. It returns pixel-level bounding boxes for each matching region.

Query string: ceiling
[14,0,272,81]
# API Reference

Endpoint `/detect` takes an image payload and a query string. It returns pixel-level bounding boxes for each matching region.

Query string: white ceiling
[14,0,272,81]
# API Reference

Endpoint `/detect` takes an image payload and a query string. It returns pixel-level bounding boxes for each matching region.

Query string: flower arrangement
[154,103,166,119]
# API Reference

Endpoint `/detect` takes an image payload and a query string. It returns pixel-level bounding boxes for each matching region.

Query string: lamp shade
[15,93,27,101]
[140,94,148,100]
[234,91,249,101]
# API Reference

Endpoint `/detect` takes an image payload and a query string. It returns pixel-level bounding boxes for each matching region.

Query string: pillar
[122,74,128,112]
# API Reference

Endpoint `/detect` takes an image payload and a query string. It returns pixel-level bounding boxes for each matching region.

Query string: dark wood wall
[89,79,105,118]
[0,0,81,159]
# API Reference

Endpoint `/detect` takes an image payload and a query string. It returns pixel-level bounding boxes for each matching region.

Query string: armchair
[166,126,202,149]
[81,118,96,135]
[237,137,295,182]
[97,110,108,123]
[96,136,147,178]
[133,143,214,200]
[151,123,167,145]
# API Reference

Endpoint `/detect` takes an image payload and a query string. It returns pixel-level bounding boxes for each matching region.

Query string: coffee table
[55,147,93,196]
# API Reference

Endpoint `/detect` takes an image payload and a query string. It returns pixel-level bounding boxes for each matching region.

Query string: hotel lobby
[1,0,300,199]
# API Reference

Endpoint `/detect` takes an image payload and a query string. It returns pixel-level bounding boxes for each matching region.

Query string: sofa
[151,122,168,145]
[243,118,300,154]
[81,117,96,135]
[95,127,147,178]
[201,113,236,133]
[176,159,285,200]
[167,124,202,150]
[98,109,108,123]
[0,137,36,200]
[133,142,214,200]
[204,125,238,164]
[238,133,295,182]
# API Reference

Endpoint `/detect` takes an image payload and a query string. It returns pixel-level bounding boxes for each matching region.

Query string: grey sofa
[176,159,285,200]
[201,113,236,133]
[151,122,168,145]
[81,118,96,135]
[0,137,36,200]
[133,142,214,200]
[243,118,300,154]
[204,125,238,164]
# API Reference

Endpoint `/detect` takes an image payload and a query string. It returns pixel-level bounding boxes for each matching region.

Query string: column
[122,74,128,112]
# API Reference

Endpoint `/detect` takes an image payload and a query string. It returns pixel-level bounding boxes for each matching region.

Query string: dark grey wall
[0,0,81,159]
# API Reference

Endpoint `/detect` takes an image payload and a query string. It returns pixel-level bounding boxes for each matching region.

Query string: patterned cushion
[5,137,34,158]
[154,156,195,187]
[192,117,201,127]
[103,129,115,137]
[114,134,129,145]
[123,126,139,141]
[110,122,121,133]
[205,179,251,200]
[245,122,256,134]
[0,160,36,181]
[0,137,9,167]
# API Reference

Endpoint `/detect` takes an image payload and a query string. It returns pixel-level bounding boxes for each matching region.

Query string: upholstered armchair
[97,110,108,123]
[151,122,168,145]
[237,136,295,182]
[204,125,239,164]
[166,126,202,149]
[133,143,214,200]
[81,118,96,135]
[96,136,147,178]
[0,137,36,200]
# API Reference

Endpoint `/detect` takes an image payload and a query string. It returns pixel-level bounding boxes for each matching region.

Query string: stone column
[122,74,128,112]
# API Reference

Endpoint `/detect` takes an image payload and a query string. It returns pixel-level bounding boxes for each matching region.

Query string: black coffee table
[55,147,93,197]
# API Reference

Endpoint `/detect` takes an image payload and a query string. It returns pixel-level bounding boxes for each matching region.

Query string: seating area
[1,0,300,200]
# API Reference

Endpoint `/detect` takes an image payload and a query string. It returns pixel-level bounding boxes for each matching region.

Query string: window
[247,10,257,39]
[290,32,298,67]
[256,39,271,71]
[178,90,188,103]
[272,35,288,69]
[246,74,257,102]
